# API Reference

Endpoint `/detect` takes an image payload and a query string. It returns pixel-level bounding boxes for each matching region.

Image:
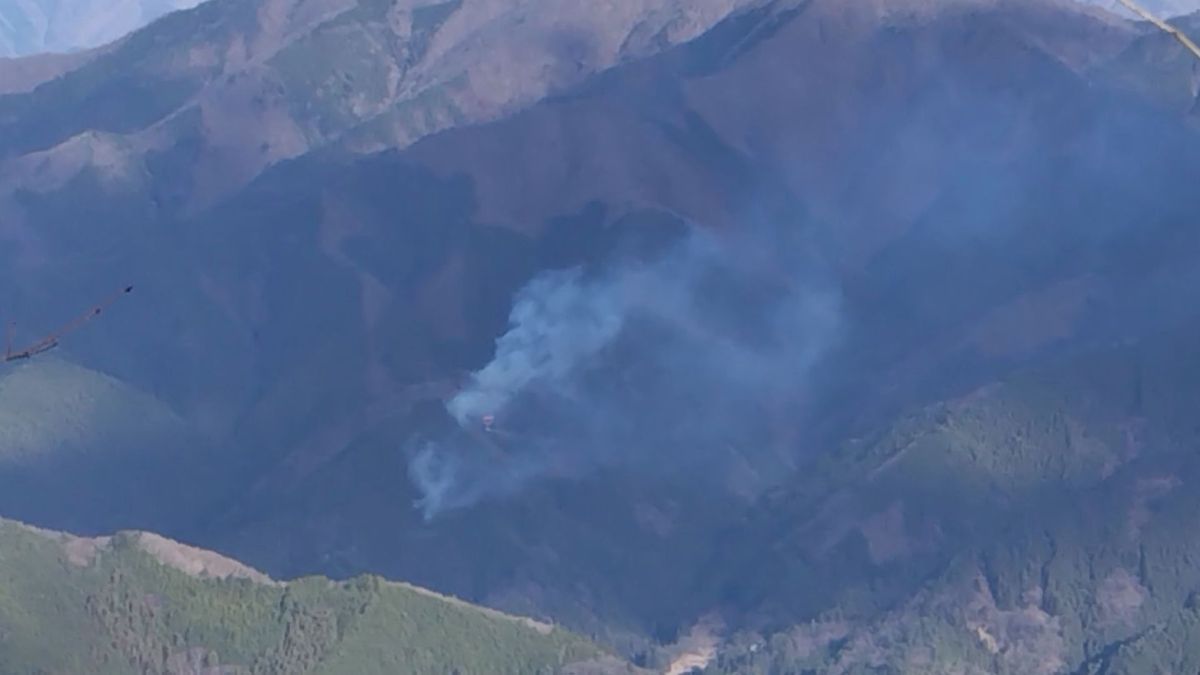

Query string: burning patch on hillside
[408,218,841,518]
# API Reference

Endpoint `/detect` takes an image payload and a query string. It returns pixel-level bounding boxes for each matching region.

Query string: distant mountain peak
[0,0,208,57]
[0,0,780,208]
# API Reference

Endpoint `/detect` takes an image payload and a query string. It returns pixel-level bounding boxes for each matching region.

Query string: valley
[2,0,1200,672]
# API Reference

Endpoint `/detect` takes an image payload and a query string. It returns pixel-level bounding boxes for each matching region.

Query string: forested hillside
[0,518,613,674]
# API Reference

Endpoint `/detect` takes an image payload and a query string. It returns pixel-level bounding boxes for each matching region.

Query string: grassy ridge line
[0,518,612,674]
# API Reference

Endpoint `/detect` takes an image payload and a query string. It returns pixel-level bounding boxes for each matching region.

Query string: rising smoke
[409,218,841,519]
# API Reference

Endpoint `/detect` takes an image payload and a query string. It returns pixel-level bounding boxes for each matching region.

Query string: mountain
[0,0,206,57]
[701,322,1200,674]
[3,0,1200,671]
[0,0,768,211]
[0,48,99,94]
[0,358,220,536]
[0,517,616,674]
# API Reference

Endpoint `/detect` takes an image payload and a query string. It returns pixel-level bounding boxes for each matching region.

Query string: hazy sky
[0,0,204,57]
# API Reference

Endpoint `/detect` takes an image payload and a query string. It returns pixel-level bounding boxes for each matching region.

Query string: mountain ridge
[0,0,777,210]
[3,0,1200,671]
[0,515,618,674]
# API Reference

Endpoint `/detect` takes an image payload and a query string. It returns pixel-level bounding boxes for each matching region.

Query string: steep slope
[0,517,613,674]
[197,0,1200,546]
[702,322,1200,674]
[0,0,205,58]
[1094,11,1200,116]
[0,358,222,536]
[0,0,768,209]
[0,48,100,94]
[3,0,1200,660]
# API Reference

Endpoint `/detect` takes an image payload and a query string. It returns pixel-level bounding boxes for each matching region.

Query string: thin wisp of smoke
[409,220,841,519]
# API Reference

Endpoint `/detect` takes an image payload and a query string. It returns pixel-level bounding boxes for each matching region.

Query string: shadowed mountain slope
[702,321,1200,674]
[2,0,1200,665]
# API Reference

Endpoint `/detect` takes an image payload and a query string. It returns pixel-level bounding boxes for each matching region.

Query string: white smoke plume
[446,267,626,427]
[410,221,841,519]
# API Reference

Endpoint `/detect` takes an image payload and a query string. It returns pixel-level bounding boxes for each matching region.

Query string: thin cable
[1116,0,1200,62]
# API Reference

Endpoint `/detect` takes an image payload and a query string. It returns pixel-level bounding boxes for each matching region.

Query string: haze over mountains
[3,0,1200,672]
[0,0,206,57]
